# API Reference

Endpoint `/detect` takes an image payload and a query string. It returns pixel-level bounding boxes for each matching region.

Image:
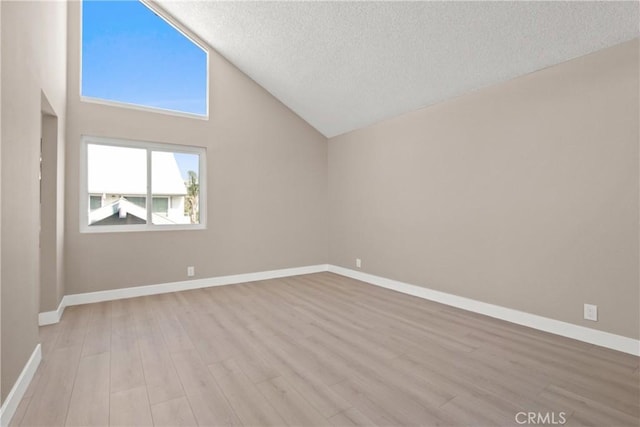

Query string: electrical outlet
[356,258,362,268]
[187,266,195,277]
[584,303,598,321]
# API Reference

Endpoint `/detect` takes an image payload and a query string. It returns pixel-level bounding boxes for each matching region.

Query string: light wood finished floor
[11,272,640,426]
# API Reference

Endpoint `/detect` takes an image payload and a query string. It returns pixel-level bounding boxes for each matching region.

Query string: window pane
[152,197,169,215]
[89,195,102,210]
[87,144,147,226]
[82,136,205,232]
[126,196,146,209]
[81,0,207,115]
[151,151,199,225]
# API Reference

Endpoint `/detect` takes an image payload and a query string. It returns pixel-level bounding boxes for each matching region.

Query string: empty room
[1,1,638,426]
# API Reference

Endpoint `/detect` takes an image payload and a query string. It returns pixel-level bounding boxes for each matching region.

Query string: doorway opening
[40,93,61,315]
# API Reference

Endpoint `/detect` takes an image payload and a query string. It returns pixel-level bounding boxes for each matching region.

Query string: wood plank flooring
[11,272,640,426]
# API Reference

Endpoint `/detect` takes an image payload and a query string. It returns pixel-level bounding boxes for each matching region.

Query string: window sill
[80,96,209,121]
[79,223,207,234]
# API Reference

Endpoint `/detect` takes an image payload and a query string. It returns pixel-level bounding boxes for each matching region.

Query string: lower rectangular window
[81,136,206,232]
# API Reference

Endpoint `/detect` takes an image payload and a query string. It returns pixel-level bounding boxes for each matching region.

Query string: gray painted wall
[329,39,639,340]
[1,1,68,402]
[64,2,328,296]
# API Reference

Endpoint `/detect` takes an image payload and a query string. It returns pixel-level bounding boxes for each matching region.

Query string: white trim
[38,299,66,326]
[0,344,42,427]
[79,97,209,121]
[328,265,640,356]
[62,264,329,307]
[35,262,639,356]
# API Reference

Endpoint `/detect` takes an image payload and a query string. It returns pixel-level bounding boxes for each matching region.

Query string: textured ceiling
[156,1,639,137]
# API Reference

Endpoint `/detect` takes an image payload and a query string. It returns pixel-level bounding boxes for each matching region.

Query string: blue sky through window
[173,152,200,181]
[82,0,207,116]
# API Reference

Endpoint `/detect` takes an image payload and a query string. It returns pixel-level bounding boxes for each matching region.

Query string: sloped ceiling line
[156,1,639,137]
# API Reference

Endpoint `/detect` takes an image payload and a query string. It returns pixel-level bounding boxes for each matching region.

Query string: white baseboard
[35,261,639,356]
[61,264,329,308]
[38,299,66,326]
[0,344,42,427]
[328,265,640,356]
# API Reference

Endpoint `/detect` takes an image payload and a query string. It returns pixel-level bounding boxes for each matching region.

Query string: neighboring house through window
[81,136,206,232]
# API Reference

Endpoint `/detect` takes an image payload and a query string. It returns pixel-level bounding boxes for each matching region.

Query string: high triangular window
[81,0,208,117]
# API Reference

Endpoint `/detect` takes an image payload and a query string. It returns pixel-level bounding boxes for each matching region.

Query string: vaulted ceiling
[156,1,639,137]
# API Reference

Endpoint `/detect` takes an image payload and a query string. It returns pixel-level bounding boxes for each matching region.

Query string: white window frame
[80,135,207,233]
[79,0,210,120]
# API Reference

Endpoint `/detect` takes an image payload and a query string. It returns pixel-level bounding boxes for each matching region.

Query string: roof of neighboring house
[88,145,187,196]
[89,198,180,226]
